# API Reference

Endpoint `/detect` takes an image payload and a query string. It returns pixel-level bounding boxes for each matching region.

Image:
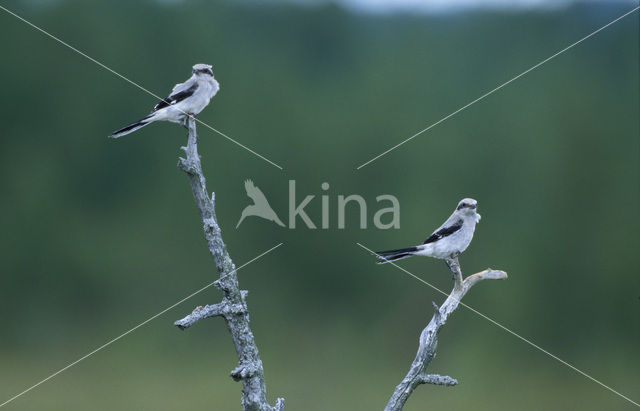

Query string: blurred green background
[0,0,638,409]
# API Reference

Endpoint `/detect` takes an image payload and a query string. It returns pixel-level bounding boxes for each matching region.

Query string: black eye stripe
[195,68,213,75]
[457,202,476,210]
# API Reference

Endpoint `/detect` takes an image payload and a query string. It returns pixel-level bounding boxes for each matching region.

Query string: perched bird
[376,198,481,264]
[236,180,285,228]
[109,64,219,138]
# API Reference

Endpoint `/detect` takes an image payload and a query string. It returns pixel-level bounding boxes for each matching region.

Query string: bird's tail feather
[375,246,418,264]
[109,114,153,138]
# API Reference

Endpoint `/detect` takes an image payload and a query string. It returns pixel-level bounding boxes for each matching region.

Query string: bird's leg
[181,117,189,130]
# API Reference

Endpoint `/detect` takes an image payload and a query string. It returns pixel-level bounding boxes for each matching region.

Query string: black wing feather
[423,219,463,244]
[154,83,199,111]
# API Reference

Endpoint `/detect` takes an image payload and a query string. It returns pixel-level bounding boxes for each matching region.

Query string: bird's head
[192,64,214,77]
[456,198,481,222]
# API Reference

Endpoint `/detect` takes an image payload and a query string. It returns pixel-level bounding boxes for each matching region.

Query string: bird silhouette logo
[236,180,285,228]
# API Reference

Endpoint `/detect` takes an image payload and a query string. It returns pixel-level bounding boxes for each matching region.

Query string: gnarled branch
[385,258,507,411]
[174,117,284,411]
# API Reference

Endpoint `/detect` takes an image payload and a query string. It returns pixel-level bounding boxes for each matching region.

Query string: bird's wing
[171,80,192,94]
[423,218,463,244]
[244,180,269,205]
[153,81,199,111]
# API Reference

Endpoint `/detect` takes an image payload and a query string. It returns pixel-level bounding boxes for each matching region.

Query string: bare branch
[418,374,458,386]
[174,117,284,411]
[385,263,507,411]
[174,302,246,330]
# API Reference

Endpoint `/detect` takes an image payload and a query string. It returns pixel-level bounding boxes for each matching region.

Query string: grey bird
[109,64,219,138]
[236,180,285,228]
[376,198,481,264]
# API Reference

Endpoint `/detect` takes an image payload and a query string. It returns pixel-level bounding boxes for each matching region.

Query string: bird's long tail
[109,114,154,138]
[375,246,419,264]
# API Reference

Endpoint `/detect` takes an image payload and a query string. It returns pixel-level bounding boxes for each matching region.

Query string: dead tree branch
[173,117,284,411]
[385,258,507,411]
